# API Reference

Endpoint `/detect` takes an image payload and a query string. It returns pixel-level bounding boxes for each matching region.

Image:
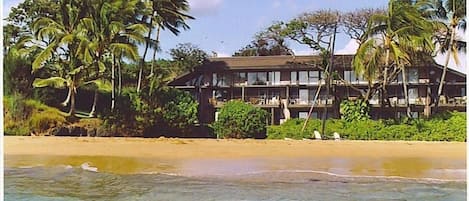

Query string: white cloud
[188,0,223,16]
[336,39,359,54]
[434,52,467,74]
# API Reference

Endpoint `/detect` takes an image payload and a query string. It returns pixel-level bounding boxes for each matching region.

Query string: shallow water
[5,166,466,201]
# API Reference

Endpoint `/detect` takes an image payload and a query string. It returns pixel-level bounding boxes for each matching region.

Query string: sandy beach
[4,136,467,180]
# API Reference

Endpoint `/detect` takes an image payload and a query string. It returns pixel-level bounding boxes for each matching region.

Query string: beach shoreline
[4,136,466,180]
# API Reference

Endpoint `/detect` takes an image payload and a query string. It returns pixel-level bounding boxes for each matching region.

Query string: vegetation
[4,0,200,137]
[3,0,466,140]
[210,101,268,139]
[4,94,67,135]
[430,0,467,112]
[339,99,370,122]
[267,112,466,141]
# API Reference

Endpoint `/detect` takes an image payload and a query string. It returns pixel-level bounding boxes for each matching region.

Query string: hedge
[267,112,466,141]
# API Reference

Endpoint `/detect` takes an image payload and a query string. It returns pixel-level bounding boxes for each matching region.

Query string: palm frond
[33,77,69,89]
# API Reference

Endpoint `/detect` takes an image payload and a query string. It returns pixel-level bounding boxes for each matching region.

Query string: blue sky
[2,0,466,71]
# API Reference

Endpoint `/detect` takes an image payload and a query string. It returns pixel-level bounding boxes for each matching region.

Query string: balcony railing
[288,95,334,106]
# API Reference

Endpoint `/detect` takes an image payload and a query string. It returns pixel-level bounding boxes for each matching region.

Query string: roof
[169,54,466,85]
[202,54,354,69]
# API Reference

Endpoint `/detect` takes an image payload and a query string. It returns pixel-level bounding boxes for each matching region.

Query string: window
[247,72,267,85]
[299,71,308,84]
[462,87,466,96]
[298,89,317,104]
[408,68,419,83]
[234,72,247,85]
[397,69,419,83]
[299,112,318,119]
[309,89,317,103]
[299,89,309,104]
[212,89,229,101]
[212,73,230,86]
[309,71,320,84]
[269,71,281,85]
[291,71,297,84]
[408,88,418,104]
[344,71,357,84]
[298,71,320,84]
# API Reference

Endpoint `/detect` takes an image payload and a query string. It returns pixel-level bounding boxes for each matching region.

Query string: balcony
[209,96,282,108]
[288,95,334,107]
[439,96,466,106]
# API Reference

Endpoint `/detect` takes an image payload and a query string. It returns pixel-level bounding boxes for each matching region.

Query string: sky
[2,0,467,72]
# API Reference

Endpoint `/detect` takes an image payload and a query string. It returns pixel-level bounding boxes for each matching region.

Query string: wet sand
[4,136,467,180]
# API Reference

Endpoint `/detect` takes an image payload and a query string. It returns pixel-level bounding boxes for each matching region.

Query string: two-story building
[169,55,466,125]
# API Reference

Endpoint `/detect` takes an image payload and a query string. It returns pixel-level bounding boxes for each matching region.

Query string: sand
[4,136,467,179]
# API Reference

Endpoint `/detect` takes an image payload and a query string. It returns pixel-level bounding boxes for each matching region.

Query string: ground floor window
[298,112,318,119]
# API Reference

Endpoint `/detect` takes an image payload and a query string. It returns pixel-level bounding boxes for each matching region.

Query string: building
[168,55,466,125]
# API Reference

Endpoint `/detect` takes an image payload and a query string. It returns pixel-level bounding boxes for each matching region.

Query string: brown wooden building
[169,55,466,125]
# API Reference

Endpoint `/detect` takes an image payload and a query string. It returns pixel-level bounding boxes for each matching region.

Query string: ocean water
[5,165,466,201]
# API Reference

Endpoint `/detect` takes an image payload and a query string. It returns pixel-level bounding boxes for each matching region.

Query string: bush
[4,95,67,135]
[267,112,466,141]
[210,100,268,139]
[159,88,199,131]
[340,99,370,122]
[101,87,199,137]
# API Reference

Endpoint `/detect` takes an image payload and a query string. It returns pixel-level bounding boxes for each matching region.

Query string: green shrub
[159,88,199,131]
[340,99,370,122]
[4,95,66,135]
[267,112,466,141]
[101,87,199,137]
[211,100,268,139]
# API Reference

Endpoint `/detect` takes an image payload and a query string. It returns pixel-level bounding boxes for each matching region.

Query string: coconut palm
[137,0,194,93]
[78,0,146,115]
[29,0,87,116]
[427,0,466,112]
[354,0,435,118]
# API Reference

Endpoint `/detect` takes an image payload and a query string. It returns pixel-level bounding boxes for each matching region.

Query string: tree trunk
[137,14,154,93]
[381,47,390,117]
[111,55,116,111]
[150,25,161,77]
[89,89,98,117]
[401,67,411,118]
[435,24,456,113]
[118,58,122,95]
[321,24,337,135]
[61,86,72,106]
[69,83,76,116]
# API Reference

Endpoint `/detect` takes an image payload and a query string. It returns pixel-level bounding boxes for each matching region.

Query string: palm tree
[29,0,86,116]
[137,0,194,93]
[78,0,146,115]
[354,0,434,118]
[429,0,466,112]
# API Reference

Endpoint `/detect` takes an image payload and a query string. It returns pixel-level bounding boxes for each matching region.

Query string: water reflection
[5,154,466,180]
[5,155,177,174]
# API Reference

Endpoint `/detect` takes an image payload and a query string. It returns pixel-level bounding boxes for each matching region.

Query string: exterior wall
[170,55,466,126]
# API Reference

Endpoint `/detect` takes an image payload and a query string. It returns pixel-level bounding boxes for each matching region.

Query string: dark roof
[201,54,354,69]
[169,54,466,85]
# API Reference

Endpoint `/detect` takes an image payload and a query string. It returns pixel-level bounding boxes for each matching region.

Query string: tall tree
[29,0,88,116]
[428,0,466,112]
[79,0,146,115]
[354,0,435,118]
[234,22,293,56]
[342,8,385,44]
[169,43,208,75]
[137,0,194,93]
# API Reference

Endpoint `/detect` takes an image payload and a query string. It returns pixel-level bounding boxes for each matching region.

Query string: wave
[136,169,466,184]
[80,162,98,172]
